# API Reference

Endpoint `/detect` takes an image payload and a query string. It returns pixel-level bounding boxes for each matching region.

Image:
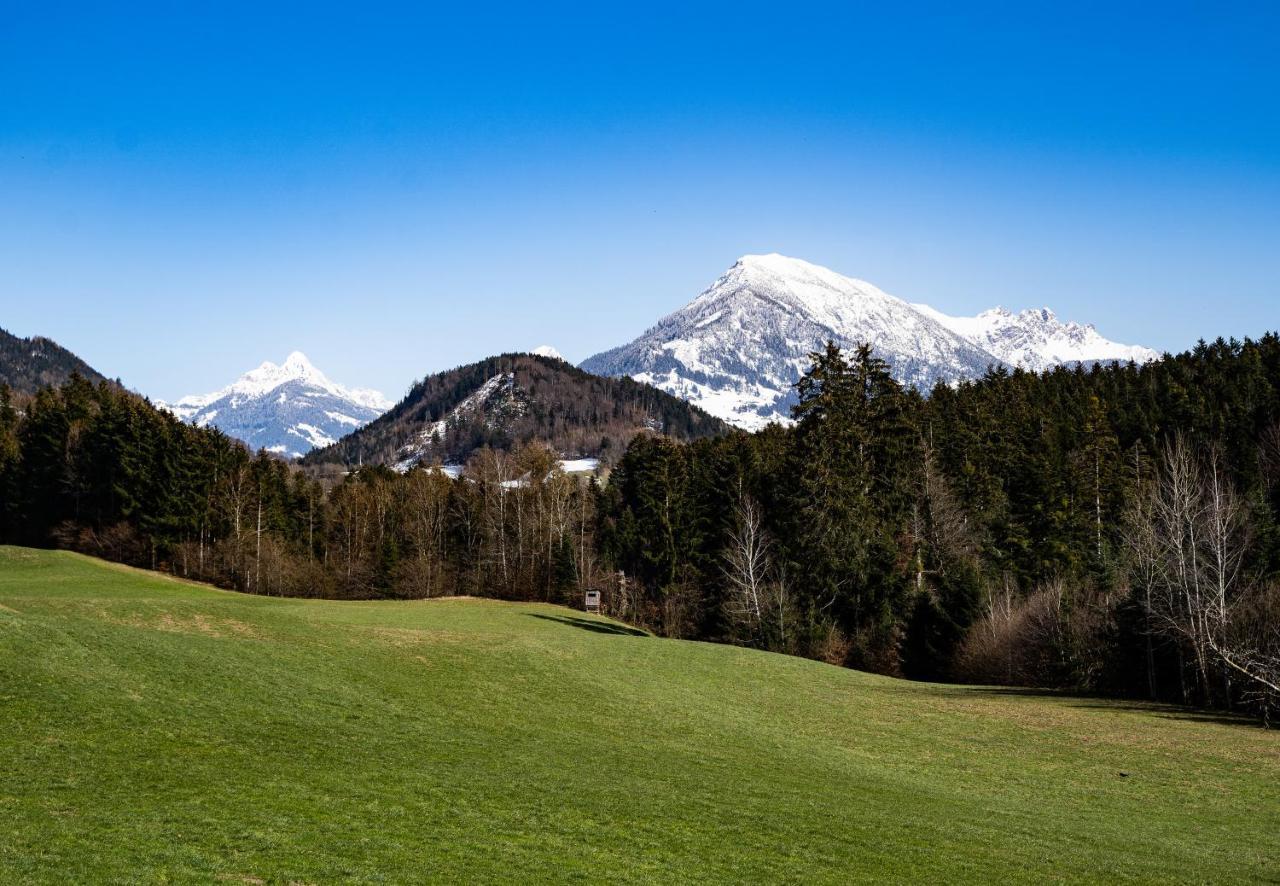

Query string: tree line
[596,337,1280,718]
[2,335,1278,718]
[0,376,600,604]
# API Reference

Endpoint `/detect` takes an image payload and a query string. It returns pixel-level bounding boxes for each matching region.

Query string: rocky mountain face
[159,352,391,458]
[582,254,1157,429]
[301,352,726,472]
[0,327,106,396]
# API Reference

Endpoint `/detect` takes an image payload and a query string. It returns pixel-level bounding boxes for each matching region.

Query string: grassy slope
[0,547,1276,884]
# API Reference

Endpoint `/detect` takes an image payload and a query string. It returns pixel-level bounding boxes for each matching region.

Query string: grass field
[1,546,1277,883]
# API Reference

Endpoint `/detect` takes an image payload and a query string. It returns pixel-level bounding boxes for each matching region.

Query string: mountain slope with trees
[0,327,106,395]
[301,352,727,470]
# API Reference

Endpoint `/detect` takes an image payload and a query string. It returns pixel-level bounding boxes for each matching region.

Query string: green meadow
[1,546,1276,883]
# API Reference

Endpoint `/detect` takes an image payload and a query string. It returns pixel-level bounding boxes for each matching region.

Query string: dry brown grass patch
[99,608,264,640]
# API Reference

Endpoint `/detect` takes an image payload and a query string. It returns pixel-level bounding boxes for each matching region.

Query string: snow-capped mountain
[911,304,1158,372]
[582,254,997,429]
[581,254,1156,430]
[159,352,392,458]
[531,345,565,361]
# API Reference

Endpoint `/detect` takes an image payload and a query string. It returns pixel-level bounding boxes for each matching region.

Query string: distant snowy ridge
[164,351,389,417]
[582,254,1157,430]
[159,352,391,458]
[911,304,1158,372]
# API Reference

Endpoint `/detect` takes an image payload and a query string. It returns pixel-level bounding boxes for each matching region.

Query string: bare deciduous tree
[721,488,795,651]
[1123,437,1280,709]
[723,490,771,636]
[400,467,452,597]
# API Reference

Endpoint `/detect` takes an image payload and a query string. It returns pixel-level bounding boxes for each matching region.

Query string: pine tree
[785,342,919,665]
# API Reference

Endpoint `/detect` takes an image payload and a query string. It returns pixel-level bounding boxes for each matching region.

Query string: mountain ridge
[911,303,1158,371]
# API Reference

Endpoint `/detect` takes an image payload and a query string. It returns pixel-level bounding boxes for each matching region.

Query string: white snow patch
[288,423,336,448]
[324,410,362,427]
[392,460,464,478]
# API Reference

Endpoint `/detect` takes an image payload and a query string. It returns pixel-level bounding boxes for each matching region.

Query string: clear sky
[2,1,1278,402]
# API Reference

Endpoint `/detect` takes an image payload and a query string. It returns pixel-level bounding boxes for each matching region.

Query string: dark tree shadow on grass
[526,613,648,637]
[910,683,1266,729]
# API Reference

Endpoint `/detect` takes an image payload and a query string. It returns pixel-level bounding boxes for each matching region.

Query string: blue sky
[2,1,1278,401]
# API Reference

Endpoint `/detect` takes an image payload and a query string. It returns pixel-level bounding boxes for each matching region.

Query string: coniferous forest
[3,335,1279,718]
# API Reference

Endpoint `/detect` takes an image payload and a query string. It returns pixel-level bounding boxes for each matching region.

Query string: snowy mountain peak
[583,254,999,430]
[531,345,565,361]
[233,351,331,399]
[736,252,841,277]
[281,350,318,375]
[583,254,1159,429]
[727,253,893,314]
[159,353,391,458]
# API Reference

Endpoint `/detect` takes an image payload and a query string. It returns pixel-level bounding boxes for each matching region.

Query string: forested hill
[302,352,728,469]
[0,327,106,395]
[597,333,1280,717]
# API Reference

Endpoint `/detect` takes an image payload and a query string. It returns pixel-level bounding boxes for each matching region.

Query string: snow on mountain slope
[581,254,1000,429]
[911,304,1159,371]
[159,352,392,458]
[302,352,726,472]
[393,372,526,471]
[582,254,1158,430]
